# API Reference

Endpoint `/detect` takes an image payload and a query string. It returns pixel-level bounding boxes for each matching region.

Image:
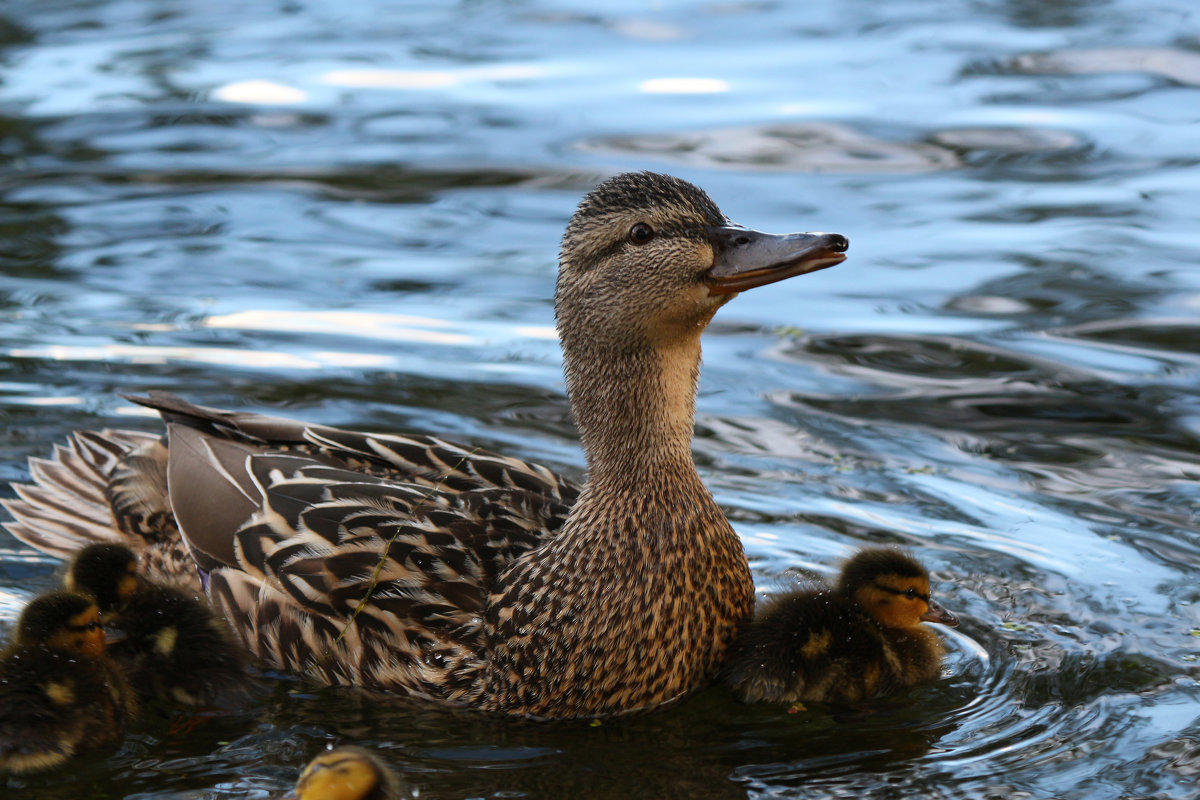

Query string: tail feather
[32,449,108,508]
[6,484,118,556]
[3,430,161,557]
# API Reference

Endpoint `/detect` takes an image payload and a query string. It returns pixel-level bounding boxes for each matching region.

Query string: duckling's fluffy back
[109,581,251,706]
[723,560,948,705]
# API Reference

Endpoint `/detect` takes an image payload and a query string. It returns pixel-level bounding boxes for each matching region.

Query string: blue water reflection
[2,0,1200,797]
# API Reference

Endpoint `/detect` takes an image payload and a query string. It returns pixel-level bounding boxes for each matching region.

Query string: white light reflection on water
[6,344,394,370]
[205,309,477,345]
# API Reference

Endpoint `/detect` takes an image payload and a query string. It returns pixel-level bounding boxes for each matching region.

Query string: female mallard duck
[65,542,252,706]
[3,171,848,719]
[723,548,958,706]
[279,748,404,800]
[0,591,137,773]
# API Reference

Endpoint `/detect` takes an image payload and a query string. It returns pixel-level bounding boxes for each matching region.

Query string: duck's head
[65,543,143,613]
[556,171,847,353]
[16,591,108,659]
[280,747,402,800]
[837,548,958,630]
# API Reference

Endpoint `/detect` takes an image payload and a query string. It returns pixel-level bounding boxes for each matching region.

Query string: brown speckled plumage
[4,172,847,718]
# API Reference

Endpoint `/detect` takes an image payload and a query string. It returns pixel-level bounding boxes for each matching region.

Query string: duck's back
[122,395,579,699]
[4,393,579,700]
[4,393,579,593]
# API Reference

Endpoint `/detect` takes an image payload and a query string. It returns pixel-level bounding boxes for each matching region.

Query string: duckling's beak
[705,226,848,294]
[104,627,129,645]
[921,599,959,627]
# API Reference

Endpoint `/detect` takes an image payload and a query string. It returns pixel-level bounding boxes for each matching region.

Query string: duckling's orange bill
[705,226,848,294]
[920,598,958,627]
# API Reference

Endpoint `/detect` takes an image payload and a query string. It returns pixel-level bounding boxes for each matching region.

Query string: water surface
[2,1,1199,798]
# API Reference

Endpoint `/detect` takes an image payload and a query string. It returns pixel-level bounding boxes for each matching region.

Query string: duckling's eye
[903,588,919,600]
[628,223,655,245]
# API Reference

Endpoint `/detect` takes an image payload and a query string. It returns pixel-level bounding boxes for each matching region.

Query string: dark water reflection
[3,0,1200,798]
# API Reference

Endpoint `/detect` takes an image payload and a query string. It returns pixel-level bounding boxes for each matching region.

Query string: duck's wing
[161,427,568,695]
[3,392,580,597]
[128,391,581,504]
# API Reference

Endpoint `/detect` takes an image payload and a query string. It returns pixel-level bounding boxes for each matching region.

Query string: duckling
[64,542,250,706]
[4,171,849,718]
[0,591,137,773]
[723,548,958,706]
[279,747,404,800]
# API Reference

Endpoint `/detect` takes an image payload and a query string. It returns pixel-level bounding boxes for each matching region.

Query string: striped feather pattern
[301,427,580,504]
[1,395,576,701]
[4,430,200,590]
[204,454,565,696]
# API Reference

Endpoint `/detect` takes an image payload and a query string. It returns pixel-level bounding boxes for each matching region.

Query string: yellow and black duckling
[3,171,848,719]
[65,542,251,706]
[0,591,137,773]
[279,747,404,800]
[723,548,958,706]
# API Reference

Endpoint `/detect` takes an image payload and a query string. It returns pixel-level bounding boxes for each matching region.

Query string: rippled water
[2,1,1199,798]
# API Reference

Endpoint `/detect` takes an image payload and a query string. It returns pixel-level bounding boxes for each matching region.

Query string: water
[2,0,1199,797]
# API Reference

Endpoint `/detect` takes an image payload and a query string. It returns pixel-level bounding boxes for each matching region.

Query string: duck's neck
[564,334,704,493]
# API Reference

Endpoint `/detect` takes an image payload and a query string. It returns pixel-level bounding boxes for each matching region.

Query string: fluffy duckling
[279,747,404,800]
[0,591,137,773]
[65,542,250,706]
[723,548,958,706]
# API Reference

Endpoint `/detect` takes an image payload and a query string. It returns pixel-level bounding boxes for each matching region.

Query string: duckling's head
[65,543,143,612]
[16,591,107,659]
[837,548,958,630]
[281,747,402,800]
[556,171,847,354]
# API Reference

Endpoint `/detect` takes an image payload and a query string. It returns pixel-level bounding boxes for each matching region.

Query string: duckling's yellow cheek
[118,573,139,601]
[47,628,104,658]
[297,763,376,800]
[45,630,73,652]
[81,629,106,659]
[50,606,106,657]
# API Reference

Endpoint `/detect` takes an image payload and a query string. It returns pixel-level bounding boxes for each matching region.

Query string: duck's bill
[920,599,959,627]
[705,226,848,294]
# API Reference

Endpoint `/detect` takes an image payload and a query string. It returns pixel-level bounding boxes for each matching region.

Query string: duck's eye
[628,223,655,245]
[903,588,919,600]
[67,620,102,632]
